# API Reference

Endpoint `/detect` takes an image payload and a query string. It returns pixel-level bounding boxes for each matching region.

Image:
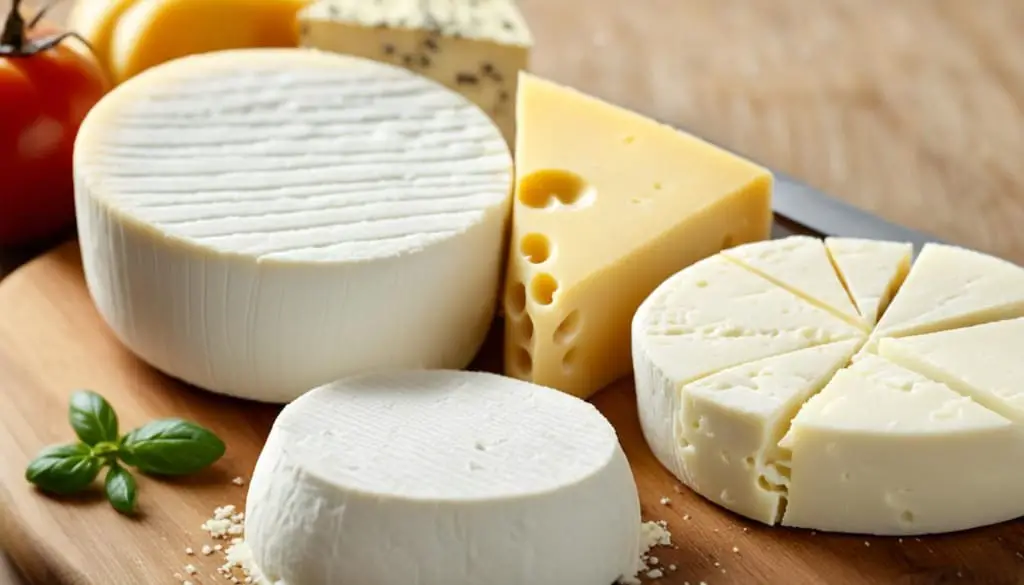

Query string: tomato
[0,0,109,247]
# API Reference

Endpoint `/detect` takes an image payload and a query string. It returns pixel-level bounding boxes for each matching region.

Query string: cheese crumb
[649,556,659,565]
[618,520,673,584]
[184,564,197,575]
[659,497,671,505]
[184,547,194,556]
[673,484,683,493]
[201,545,213,556]
[669,564,677,571]
[683,514,691,520]
[732,546,740,553]
[864,541,871,547]
[646,569,664,579]
[232,476,246,486]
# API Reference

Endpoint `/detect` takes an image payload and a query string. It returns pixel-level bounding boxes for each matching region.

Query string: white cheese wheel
[633,236,1024,534]
[244,370,642,585]
[74,49,513,402]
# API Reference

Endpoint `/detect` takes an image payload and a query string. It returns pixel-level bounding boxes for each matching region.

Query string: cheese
[299,0,532,145]
[677,339,860,524]
[244,370,642,585]
[74,49,512,402]
[880,318,1024,422]
[632,253,864,477]
[73,0,312,84]
[505,73,774,399]
[871,243,1024,341]
[782,355,1024,535]
[723,235,865,329]
[824,237,912,325]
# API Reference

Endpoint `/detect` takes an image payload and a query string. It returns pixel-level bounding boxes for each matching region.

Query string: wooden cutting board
[1,241,1023,584]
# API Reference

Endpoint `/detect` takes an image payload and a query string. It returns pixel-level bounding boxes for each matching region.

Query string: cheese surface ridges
[634,235,1024,534]
[74,49,512,403]
[245,370,642,585]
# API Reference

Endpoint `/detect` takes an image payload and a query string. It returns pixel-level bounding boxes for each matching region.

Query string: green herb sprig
[24,390,226,515]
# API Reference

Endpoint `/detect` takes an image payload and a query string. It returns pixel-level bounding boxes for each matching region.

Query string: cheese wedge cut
[633,253,865,477]
[675,339,861,524]
[723,235,864,329]
[299,0,532,146]
[245,371,643,585]
[107,0,311,83]
[74,50,512,402]
[505,73,773,398]
[824,237,912,325]
[871,243,1024,343]
[781,355,1024,535]
[880,318,1024,422]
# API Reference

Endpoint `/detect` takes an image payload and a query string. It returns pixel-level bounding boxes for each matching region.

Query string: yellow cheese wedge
[67,0,140,70]
[824,237,912,325]
[103,0,311,84]
[503,73,773,398]
[723,235,865,330]
[879,318,1024,422]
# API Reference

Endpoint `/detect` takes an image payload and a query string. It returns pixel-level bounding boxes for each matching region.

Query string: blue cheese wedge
[299,0,532,145]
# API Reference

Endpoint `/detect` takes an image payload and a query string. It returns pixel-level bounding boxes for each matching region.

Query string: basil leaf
[68,390,119,446]
[25,443,103,495]
[104,464,137,515]
[119,418,225,476]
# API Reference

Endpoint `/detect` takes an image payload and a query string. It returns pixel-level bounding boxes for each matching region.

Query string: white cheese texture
[633,237,1024,534]
[74,49,513,402]
[244,370,642,585]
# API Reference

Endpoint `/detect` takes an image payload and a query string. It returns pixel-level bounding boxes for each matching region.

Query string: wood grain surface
[1,241,1023,585]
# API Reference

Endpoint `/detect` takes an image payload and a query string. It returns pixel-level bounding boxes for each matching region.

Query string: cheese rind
[299,0,531,145]
[75,49,512,402]
[245,370,642,585]
[677,339,861,524]
[824,237,912,325]
[723,236,864,329]
[507,73,773,398]
[880,318,1024,422]
[782,355,1024,535]
[633,253,864,479]
[871,243,1024,343]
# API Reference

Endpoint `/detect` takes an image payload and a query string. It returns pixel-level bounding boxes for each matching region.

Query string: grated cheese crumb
[683,514,691,521]
[232,476,246,486]
[864,541,871,547]
[669,564,677,571]
[649,556,658,565]
[201,545,213,556]
[732,546,740,553]
[646,569,664,579]
[184,564,197,575]
[184,548,193,556]
[659,497,671,505]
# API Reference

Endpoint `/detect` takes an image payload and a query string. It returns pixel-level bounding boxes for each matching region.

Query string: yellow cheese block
[503,72,773,398]
[70,0,311,84]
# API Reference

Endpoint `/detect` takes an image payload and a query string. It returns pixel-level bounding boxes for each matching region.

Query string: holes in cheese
[520,232,552,263]
[507,281,527,314]
[517,169,594,209]
[561,347,577,372]
[511,345,533,376]
[553,310,581,344]
[530,273,558,305]
[519,313,534,342]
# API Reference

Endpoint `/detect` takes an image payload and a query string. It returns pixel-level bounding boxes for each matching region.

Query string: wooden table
[2,0,1023,582]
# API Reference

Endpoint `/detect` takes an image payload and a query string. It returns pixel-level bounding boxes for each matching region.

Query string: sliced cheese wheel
[723,235,864,329]
[872,243,1024,341]
[633,253,865,477]
[244,370,642,585]
[75,49,512,402]
[824,237,912,325]
[781,355,1024,535]
[676,339,861,524]
[880,318,1024,422]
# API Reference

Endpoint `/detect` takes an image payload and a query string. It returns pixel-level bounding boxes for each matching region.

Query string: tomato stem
[1,0,27,51]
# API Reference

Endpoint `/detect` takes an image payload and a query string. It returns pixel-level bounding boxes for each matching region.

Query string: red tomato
[0,0,109,247]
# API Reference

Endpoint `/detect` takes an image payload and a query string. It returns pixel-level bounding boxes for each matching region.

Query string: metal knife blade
[772,171,945,252]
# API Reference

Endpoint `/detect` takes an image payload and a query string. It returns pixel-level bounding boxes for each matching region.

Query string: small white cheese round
[244,370,642,585]
[74,49,512,402]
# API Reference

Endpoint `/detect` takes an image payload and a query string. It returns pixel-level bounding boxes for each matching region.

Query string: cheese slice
[880,318,1024,422]
[245,370,643,585]
[871,243,1024,342]
[781,355,1024,535]
[824,237,912,325]
[299,0,532,145]
[675,339,860,524]
[74,49,512,402]
[107,0,311,84]
[506,73,774,398]
[633,253,865,477]
[723,235,864,329]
